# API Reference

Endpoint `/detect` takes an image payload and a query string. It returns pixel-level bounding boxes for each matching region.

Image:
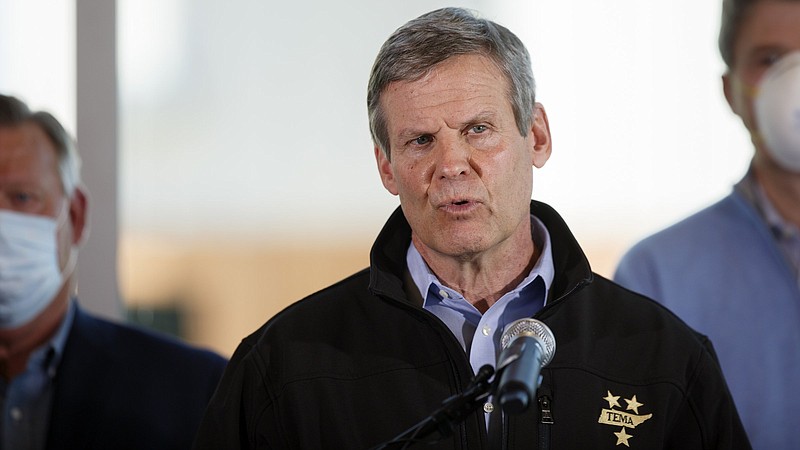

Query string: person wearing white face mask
[754,51,800,172]
[614,1,800,448]
[0,202,75,330]
[0,94,228,450]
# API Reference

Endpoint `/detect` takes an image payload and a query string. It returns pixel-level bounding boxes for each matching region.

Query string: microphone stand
[371,365,495,449]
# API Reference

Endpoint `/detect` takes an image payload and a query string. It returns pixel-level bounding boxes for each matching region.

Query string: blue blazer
[45,305,227,449]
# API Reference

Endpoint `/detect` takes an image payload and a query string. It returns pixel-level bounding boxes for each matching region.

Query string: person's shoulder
[628,193,749,252]
[225,267,390,384]
[614,194,743,277]
[290,266,373,307]
[548,274,719,384]
[580,274,705,340]
[239,267,373,345]
[72,306,227,368]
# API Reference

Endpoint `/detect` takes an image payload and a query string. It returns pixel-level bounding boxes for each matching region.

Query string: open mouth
[435,195,480,212]
[439,199,478,213]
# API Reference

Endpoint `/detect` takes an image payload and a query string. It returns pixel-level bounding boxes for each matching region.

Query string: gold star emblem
[624,395,643,414]
[604,390,621,409]
[614,427,632,447]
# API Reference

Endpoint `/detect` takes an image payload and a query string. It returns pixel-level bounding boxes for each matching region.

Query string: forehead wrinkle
[404,88,502,120]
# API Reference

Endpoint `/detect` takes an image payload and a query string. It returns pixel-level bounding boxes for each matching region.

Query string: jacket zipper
[538,395,553,450]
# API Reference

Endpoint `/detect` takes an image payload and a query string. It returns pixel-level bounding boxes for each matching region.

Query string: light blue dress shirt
[0,300,75,450]
[406,215,555,429]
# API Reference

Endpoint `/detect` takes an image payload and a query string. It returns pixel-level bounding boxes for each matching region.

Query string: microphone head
[500,318,556,367]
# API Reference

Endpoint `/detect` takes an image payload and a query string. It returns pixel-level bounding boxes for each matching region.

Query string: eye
[11,191,33,204]
[7,190,42,211]
[760,52,782,67]
[750,47,785,68]
[470,125,488,134]
[411,135,433,146]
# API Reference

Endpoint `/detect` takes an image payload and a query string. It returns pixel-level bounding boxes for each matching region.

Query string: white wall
[117,0,752,251]
[0,0,75,127]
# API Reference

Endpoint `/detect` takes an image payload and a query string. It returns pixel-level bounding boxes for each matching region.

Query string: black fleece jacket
[194,201,750,450]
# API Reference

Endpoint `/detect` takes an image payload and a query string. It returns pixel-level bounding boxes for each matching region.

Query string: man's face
[724,1,800,143]
[375,54,551,259]
[0,123,85,267]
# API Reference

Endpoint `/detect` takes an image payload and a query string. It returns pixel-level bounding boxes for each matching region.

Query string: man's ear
[69,186,89,246]
[374,146,399,196]
[530,103,552,168]
[722,72,737,114]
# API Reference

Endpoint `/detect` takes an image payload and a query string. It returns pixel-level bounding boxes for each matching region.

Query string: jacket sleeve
[193,340,279,450]
[665,337,752,450]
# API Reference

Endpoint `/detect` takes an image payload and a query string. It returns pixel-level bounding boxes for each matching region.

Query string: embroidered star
[614,427,633,447]
[604,391,621,409]
[625,395,643,414]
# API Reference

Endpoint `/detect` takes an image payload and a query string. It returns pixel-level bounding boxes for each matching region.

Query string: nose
[435,137,472,180]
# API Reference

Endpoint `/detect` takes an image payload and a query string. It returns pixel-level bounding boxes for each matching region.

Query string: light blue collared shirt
[406,214,555,376]
[736,168,800,287]
[0,300,75,450]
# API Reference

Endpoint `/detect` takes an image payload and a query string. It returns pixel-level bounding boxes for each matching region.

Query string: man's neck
[412,231,538,314]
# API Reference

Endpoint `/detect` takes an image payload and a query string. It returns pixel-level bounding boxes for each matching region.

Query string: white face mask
[0,207,74,329]
[754,51,800,173]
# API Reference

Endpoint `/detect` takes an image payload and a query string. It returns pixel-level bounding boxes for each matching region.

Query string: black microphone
[495,318,556,414]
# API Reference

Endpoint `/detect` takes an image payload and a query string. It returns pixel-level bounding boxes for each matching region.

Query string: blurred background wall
[0,0,751,357]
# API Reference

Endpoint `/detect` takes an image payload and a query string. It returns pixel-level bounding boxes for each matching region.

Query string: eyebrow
[467,109,499,126]
[394,109,500,141]
[743,43,786,58]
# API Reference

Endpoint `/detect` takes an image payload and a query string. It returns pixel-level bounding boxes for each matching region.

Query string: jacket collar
[368,200,593,305]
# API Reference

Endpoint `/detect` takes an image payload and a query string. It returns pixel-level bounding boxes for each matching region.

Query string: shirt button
[481,325,491,336]
[439,289,449,299]
[483,402,494,413]
[10,408,22,421]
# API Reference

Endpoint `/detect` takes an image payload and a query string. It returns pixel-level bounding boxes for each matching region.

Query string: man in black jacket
[195,8,750,449]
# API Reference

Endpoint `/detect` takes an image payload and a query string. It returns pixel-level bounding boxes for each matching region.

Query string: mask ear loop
[731,76,765,145]
[54,200,79,285]
[734,75,760,99]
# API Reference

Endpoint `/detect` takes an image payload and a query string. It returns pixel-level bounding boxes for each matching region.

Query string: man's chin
[432,233,493,260]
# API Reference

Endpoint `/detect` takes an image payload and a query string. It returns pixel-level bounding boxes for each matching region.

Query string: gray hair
[367,7,536,158]
[0,94,82,197]
[719,0,800,69]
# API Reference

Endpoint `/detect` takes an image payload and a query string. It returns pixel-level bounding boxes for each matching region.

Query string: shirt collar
[406,214,555,308]
[28,299,75,375]
[735,165,800,241]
